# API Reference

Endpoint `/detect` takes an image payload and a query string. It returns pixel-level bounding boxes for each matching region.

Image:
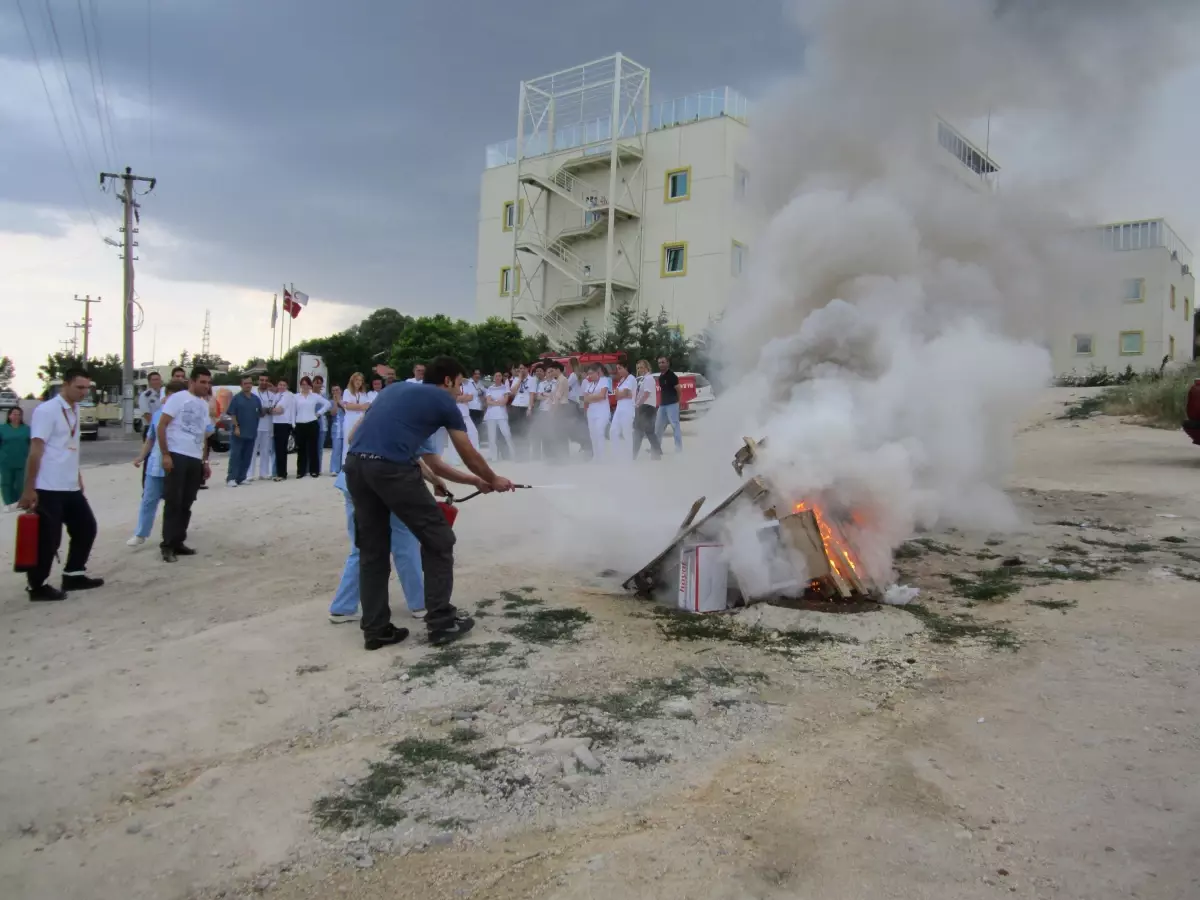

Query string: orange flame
[793,501,863,581]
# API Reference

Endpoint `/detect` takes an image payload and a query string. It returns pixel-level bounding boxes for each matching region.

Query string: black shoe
[364,624,410,651]
[428,616,475,647]
[174,545,197,556]
[198,484,208,491]
[28,584,67,602]
[161,548,178,563]
[62,573,104,591]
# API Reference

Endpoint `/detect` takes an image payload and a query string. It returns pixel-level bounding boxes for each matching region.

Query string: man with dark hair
[655,356,682,453]
[170,366,186,382]
[225,376,262,486]
[345,355,514,650]
[19,368,104,600]
[157,366,213,562]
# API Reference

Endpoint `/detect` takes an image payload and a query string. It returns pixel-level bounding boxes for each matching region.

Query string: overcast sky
[2,1,1198,393]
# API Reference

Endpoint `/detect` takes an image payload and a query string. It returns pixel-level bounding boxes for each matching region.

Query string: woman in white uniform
[340,372,371,451]
[483,371,515,462]
[608,361,637,461]
[581,364,611,463]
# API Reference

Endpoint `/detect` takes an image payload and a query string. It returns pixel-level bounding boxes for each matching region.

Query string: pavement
[81,428,149,469]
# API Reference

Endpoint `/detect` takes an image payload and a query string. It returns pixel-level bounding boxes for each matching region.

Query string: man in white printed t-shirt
[19,368,104,600]
[609,361,637,461]
[580,363,611,463]
[157,366,213,563]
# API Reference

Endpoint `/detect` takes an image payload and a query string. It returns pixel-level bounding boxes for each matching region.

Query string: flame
[793,501,863,582]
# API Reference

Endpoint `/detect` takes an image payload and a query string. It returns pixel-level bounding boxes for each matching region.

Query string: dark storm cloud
[0,0,796,315]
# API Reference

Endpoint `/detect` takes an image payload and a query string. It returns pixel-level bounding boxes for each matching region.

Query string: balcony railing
[485,87,750,169]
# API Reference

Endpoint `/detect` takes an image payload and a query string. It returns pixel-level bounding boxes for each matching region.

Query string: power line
[87,0,120,161]
[75,0,111,166]
[14,0,104,238]
[39,0,102,179]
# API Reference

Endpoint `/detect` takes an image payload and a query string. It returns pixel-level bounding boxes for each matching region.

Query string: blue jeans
[330,432,343,474]
[136,474,165,538]
[228,434,256,484]
[330,475,424,615]
[655,403,682,451]
[316,417,328,474]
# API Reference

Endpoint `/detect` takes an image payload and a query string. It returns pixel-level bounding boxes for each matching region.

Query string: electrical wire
[75,0,111,166]
[14,0,105,239]
[39,0,101,179]
[87,0,121,161]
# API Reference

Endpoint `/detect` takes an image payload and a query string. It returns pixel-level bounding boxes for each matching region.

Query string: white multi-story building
[1054,219,1196,376]
[475,54,1000,347]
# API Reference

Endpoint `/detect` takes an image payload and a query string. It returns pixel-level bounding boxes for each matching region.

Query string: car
[680,372,715,417]
[78,399,100,440]
[0,390,19,418]
[207,414,231,453]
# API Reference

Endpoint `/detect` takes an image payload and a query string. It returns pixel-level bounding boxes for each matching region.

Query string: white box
[677,543,728,613]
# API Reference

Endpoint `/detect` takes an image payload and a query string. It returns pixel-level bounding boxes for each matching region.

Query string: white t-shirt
[511,375,535,409]
[484,385,510,421]
[637,374,658,408]
[614,374,637,416]
[405,377,422,384]
[466,380,483,411]
[252,387,277,431]
[536,377,556,410]
[365,390,380,404]
[584,377,611,423]
[293,392,330,424]
[161,390,210,459]
[566,372,582,404]
[30,396,81,491]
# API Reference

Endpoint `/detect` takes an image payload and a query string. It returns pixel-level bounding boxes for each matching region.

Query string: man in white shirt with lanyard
[19,368,104,600]
[157,366,214,562]
[249,373,277,482]
[609,361,637,461]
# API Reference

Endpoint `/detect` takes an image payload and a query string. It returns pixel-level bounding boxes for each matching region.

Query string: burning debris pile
[625,438,882,611]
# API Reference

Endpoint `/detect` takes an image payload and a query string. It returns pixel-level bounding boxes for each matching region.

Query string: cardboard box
[677,543,728,613]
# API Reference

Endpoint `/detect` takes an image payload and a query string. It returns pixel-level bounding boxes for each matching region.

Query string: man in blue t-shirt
[345,355,514,650]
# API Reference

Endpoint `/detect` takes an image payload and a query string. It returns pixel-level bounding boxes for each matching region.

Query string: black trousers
[273,424,293,479]
[469,408,484,432]
[161,453,204,550]
[633,406,663,459]
[509,408,531,459]
[294,420,319,477]
[28,489,97,588]
[345,455,457,635]
[571,404,592,457]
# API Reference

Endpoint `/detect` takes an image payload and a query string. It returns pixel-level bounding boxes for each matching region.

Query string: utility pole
[100,166,156,436]
[59,338,76,356]
[73,294,101,361]
[201,309,212,358]
[65,322,84,356]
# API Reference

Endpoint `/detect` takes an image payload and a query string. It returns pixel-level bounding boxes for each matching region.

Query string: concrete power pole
[100,166,156,436]
[73,294,101,361]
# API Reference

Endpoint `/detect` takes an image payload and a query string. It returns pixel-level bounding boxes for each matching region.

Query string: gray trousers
[344,455,457,634]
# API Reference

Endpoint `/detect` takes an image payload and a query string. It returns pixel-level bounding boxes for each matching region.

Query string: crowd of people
[9,354,687,650]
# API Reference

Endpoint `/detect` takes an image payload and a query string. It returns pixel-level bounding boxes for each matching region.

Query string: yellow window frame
[1122,277,1146,303]
[1169,334,1176,359]
[501,199,524,232]
[1186,297,1192,321]
[664,166,692,203]
[1118,330,1144,356]
[499,265,520,296]
[661,241,688,278]
[1072,333,1094,356]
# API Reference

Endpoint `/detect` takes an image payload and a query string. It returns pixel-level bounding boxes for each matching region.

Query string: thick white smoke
[702,0,1200,585]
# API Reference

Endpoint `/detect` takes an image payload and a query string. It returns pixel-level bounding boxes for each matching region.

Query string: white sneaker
[328,613,361,624]
[411,609,427,620]
[246,477,256,483]
[226,481,238,488]
[126,536,146,547]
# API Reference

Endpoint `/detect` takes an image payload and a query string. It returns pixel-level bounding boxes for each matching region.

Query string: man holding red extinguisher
[17,368,104,601]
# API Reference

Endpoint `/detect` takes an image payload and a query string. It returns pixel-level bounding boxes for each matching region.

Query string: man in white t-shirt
[19,368,104,600]
[157,366,213,562]
[250,373,277,482]
[580,363,611,463]
[508,363,535,459]
[405,363,425,384]
[466,369,485,433]
[609,361,637,460]
[632,358,663,460]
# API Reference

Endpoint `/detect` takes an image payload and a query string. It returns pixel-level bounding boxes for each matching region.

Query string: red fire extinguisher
[14,512,39,573]
[436,484,531,527]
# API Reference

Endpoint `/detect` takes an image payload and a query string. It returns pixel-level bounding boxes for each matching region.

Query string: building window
[1073,334,1094,356]
[1169,335,1176,359]
[502,200,523,231]
[1121,278,1145,303]
[1118,331,1144,356]
[1186,297,1192,321]
[661,242,688,277]
[499,266,519,296]
[734,165,749,200]
[1170,284,1176,310]
[664,167,691,203]
[732,240,747,277]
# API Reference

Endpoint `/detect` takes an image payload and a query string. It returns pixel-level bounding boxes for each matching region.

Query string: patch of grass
[1166,567,1200,583]
[974,550,1001,561]
[505,607,592,644]
[295,663,328,675]
[624,751,672,768]
[947,569,1023,603]
[1054,520,1127,533]
[894,542,924,560]
[912,538,959,555]
[433,817,471,831]
[1177,552,1200,565]
[695,666,768,688]
[502,596,544,611]
[984,539,1003,547]
[1026,598,1078,611]
[447,726,483,744]
[649,607,852,650]
[1080,537,1154,553]
[1051,543,1088,556]
[1161,536,1188,545]
[1061,394,1106,420]
[1100,364,1198,428]
[1027,567,1116,582]
[476,598,496,610]
[405,641,513,679]
[549,666,765,724]
[904,604,1019,651]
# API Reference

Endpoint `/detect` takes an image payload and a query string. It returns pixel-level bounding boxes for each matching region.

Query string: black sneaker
[364,624,410,651]
[161,548,178,563]
[174,545,197,556]
[429,616,475,647]
[28,584,67,602]
[62,574,104,591]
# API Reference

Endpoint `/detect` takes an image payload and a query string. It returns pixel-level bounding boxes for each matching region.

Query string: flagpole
[288,282,294,354]
[271,293,277,363]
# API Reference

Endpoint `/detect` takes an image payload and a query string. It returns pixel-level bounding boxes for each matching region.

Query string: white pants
[444,411,480,465]
[486,419,514,461]
[609,409,634,461]
[252,429,274,479]
[588,415,611,463]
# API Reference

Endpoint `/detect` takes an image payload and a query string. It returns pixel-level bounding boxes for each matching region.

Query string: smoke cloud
[702,0,1200,585]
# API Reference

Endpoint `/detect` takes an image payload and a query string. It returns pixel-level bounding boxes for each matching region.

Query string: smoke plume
[703,0,1200,585]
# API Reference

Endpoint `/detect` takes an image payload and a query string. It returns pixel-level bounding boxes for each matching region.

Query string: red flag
[282,288,301,319]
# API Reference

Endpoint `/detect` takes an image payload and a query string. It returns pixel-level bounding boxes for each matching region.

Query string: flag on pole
[270,294,278,328]
[293,289,309,309]
[282,288,299,319]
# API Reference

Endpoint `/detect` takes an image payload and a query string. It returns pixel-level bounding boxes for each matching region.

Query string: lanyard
[60,404,78,438]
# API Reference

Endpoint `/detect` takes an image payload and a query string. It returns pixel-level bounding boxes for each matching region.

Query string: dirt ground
[2,387,1199,900]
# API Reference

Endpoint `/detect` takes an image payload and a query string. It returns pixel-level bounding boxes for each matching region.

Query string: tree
[600,304,637,352]
[571,318,597,354]
[474,317,531,374]
[0,356,13,391]
[350,308,413,360]
[38,352,85,385]
[389,315,478,376]
[36,352,124,391]
[178,350,192,369]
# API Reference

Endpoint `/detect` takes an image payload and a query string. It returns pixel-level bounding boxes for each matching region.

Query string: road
[80,429,145,469]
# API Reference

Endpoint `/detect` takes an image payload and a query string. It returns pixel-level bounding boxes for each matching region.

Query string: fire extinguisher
[437,484,532,527]
[14,512,39,573]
